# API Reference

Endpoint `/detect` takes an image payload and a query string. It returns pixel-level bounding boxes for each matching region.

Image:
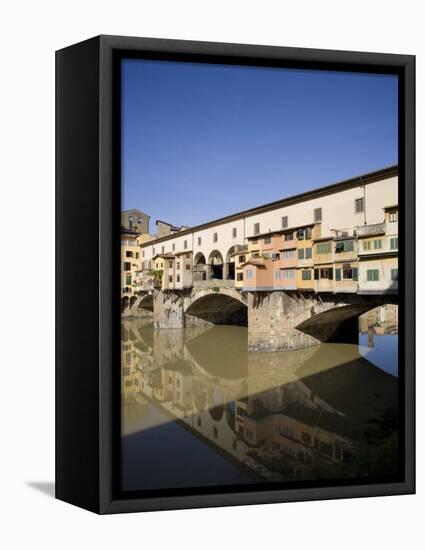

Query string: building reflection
[121,308,399,488]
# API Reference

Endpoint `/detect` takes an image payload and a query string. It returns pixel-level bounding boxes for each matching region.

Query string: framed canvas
[56,35,415,514]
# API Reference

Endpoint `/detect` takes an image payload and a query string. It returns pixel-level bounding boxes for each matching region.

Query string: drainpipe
[362,179,367,225]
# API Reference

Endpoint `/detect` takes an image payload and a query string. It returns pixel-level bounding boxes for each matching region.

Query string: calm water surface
[121,306,399,492]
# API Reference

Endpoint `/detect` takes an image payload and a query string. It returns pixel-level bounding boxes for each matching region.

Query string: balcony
[356,223,385,237]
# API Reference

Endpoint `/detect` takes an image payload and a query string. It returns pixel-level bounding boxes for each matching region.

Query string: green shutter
[352,267,358,281]
[335,268,341,281]
[314,269,319,280]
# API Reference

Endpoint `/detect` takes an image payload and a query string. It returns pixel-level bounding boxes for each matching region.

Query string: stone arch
[295,303,372,345]
[138,293,154,313]
[185,290,247,326]
[121,296,129,313]
[193,252,207,283]
[224,246,236,281]
[208,249,224,280]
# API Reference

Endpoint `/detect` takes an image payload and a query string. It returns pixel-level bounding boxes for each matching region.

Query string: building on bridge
[135,165,398,297]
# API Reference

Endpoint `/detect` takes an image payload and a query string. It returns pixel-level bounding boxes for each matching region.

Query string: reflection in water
[121,306,399,492]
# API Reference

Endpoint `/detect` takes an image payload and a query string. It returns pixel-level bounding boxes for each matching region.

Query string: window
[305,227,312,239]
[125,275,131,285]
[239,255,246,263]
[237,273,243,281]
[274,270,281,279]
[264,236,271,244]
[355,197,364,213]
[176,275,180,282]
[168,262,173,268]
[342,267,357,280]
[232,227,237,238]
[281,216,288,229]
[123,262,131,271]
[390,237,398,250]
[251,239,258,245]
[297,229,304,240]
[161,246,165,254]
[186,253,190,259]
[184,240,188,249]
[282,249,295,258]
[176,262,180,270]
[298,248,305,260]
[363,240,371,251]
[301,270,311,280]
[302,432,312,445]
[305,247,312,259]
[253,222,260,235]
[284,231,293,241]
[198,236,201,246]
[125,250,133,257]
[135,252,139,259]
[142,250,145,257]
[316,242,331,255]
[152,247,155,255]
[213,232,218,243]
[391,268,398,281]
[389,210,398,222]
[172,243,175,251]
[314,208,322,222]
[186,264,191,270]
[319,268,333,279]
[246,269,253,280]
[138,217,142,225]
[128,216,133,227]
[274,253,280,260]
[168,276,172,283]
[335,240,354,253]
[282,269,295,279]
[367,269,379,281]
[374,239,382,250]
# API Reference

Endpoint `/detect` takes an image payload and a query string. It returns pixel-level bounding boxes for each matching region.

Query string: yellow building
[121,228,140,301]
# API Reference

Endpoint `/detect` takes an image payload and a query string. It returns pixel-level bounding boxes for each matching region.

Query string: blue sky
[122,59,397,229]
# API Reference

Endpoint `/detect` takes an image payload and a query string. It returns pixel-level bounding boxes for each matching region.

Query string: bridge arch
[137,293,154,313]
[295,303,390,345]
[185,288,247,326]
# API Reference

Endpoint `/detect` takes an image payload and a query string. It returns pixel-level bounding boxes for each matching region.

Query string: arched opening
[186,293,248,326]
[121,296,129,313]
[208,250,224,280]
[225,246,236,281]
[193,252,207,282]
[138,294,154,313]
[129,295,137,308]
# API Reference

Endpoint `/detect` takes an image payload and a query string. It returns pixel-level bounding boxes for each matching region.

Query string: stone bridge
[122,286,397,353]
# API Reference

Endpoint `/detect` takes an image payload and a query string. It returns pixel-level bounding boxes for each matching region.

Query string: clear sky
[122,58,397,230]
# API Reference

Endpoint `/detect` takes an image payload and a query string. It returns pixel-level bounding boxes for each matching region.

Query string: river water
[121,305,399,492]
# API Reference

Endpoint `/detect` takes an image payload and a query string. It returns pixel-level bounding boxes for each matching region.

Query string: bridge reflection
[121,313,399,490]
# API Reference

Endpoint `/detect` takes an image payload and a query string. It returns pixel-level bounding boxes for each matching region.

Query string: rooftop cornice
[139,165,398,248]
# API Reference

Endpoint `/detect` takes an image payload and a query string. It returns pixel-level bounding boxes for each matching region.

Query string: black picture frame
[56,35,415,514]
